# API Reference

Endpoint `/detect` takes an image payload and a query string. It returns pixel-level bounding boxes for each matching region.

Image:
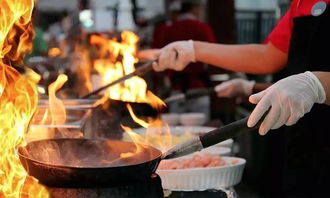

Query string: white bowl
[161,113,180,125]
[157,157,246,190]
[180,113,206,126]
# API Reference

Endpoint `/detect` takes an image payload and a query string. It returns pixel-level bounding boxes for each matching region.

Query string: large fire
[89,31,170,155]
[0,0,49,197]
[90,31,164,108]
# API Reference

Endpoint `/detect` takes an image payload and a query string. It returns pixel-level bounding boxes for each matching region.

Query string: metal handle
[80,61,154,99]
[200,110,269,148]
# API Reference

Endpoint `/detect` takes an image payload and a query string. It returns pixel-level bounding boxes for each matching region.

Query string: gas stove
[47,174,163,198]
[45,173,230,198]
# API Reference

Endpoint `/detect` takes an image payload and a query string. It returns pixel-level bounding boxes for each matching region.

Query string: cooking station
[0,0,255,197]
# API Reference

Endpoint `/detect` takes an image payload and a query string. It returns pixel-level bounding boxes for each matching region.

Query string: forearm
[194,41,287,74]
[313,72,330,105]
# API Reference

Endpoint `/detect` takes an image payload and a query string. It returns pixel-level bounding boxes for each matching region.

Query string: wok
[18,139,161,187]
[18,113,265,187]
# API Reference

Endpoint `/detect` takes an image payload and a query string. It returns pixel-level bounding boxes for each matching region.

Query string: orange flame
[29,74,83,140]
[48,74,68,125]
[125,104,172,152]
[0,0,49,197]
[90,31,165,107]
[48,47,62,57]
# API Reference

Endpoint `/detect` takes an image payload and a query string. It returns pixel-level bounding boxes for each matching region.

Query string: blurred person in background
[149,0,330,197]
[152,0,181,49]
[150,0,216,119]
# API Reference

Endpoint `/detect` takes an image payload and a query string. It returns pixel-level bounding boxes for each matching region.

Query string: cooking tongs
[164,88,215,104]
[81,61,154,99]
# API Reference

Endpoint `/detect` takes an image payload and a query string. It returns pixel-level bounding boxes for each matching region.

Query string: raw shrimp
[158,152,235,170]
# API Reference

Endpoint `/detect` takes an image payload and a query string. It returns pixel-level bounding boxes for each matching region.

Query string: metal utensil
[162,112,268,159]
[164,88,215,104]
[80,61,154,99]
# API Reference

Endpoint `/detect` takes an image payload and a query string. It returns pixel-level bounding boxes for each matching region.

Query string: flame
[90,31,165,107]
[30,74,83,140]
[72,44,92,95]
[0,0,49,196]
[48,74,68,125]
[125,104,172,152]
[31,74,68,126]
[48,47,62,57]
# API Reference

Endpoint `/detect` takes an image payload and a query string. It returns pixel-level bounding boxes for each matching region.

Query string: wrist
[306,71,326,104]
[193,41,203,62]
[311,71,328,104]
[188,40,196,63]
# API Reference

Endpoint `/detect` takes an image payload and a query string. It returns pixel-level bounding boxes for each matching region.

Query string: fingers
[286,110,304,126]
[152,47,179,72]
[215,82,232,97]
[247,93,270,129]
[249,90,266,104]
[169,50,181,71]
[137,49,160,60]
[153,48,171,72]
[271,109,290,129]
[259,106,280,135]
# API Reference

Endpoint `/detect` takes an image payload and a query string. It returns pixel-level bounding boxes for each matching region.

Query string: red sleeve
[200,24,217,43]
[266,4,294,54]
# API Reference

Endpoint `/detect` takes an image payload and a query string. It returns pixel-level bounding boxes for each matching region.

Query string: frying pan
[18,113,266,187]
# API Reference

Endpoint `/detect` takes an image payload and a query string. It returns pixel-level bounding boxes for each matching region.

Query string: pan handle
[162,109,269,160]
[200,109,269,148]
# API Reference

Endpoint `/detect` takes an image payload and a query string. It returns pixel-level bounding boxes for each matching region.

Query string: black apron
[268,3,330,197]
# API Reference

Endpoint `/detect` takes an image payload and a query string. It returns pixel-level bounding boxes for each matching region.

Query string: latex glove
[215,79,255,98]
[152,40,195,72]
[247,71,326,135]
[137,49,160,61]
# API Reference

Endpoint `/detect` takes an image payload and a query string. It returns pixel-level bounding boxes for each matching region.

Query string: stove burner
[48,174,163,198]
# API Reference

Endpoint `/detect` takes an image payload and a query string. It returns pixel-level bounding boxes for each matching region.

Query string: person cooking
[147,0,330,197]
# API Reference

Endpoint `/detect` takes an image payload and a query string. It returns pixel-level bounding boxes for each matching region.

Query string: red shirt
[267,0,330,54]
[152,23,171,48]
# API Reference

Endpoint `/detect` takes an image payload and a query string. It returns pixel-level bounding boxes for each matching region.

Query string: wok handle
[162,109,269,160]
[200,110,268,148]
[185,88,215,100]
[80,61,154,99]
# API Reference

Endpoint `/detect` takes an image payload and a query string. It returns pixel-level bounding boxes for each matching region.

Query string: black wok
[18,139,162,187]
[18,113,265,188]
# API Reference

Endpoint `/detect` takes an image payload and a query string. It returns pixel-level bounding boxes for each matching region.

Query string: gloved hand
[152,40,195,72]
[137,49,160,61]
[247,71,326,135]
[215,79,255,98]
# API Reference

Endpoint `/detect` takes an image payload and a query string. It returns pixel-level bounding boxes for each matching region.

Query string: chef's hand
[138,49,160,61]
[215,79,255,98]
[247,71,326,135]
[152,40,195,72]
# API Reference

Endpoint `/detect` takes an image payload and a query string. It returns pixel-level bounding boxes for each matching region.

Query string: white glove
[137,49,160,61]
[215,79,255,98]
[152,40,195,72]
[247,71,326,135]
